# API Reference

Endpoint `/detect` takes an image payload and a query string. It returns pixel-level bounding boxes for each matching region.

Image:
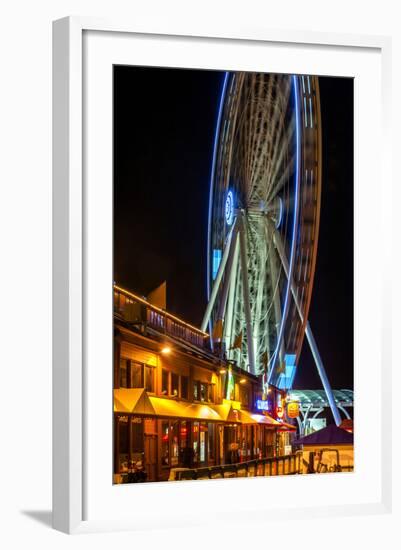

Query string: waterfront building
[113,284,295,483]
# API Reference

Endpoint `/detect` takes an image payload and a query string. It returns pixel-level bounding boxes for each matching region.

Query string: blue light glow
[225,190,234,226]
[275,196,283,228]
[256,399,269,411]
[207,72,229,302]
[268,75,301,384]
[212,249,222,280]
[206,72,229,347]
[277,354,297,390]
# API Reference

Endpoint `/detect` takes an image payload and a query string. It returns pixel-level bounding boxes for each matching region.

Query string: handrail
[114,286,207,348]
[172,453,302,481]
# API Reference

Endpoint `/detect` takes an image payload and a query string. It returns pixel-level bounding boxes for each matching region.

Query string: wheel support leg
[239,212,256,374]
[272,226,342,427]
[201,219,237,333]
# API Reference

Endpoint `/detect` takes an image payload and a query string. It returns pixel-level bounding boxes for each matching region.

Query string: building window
[239,385,249,407]
[162,370,169,395]
[171,373,179,397]
[120,358,155,392]
[199,423,207,462]
[193,381,199,400]
[171,421,179,466]
[144,365,154,393]
[117,416,129,471]
[200,383,207,402]
[181,376,189,400]
[119,359,128,388]
[178,421,191,466]
[130,362,142,388]
[208,423,215,460]
[193,422,199,462]
[131,417,144,454]
[193,381,213,402]
[119,359,154,392]
[161,421,170,466]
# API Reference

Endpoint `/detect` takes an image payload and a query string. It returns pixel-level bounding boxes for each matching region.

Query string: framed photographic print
[53,17,392,534]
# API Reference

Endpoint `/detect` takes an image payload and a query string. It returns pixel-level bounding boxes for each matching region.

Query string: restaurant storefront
[113,285,296,484]
[113,390,293,483]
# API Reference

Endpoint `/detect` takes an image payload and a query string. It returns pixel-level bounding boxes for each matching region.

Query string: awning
[293,424,353,445]
[114,388,155,415]
[211,403,241,423]
[239,409,280,426]
[276,421,297,432]
[114,389,297,428]
[149,396,222,421]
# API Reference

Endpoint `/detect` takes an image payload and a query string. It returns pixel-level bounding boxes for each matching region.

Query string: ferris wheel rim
[206,72,229,307]
[206,72,322,382]
[267,74,301,376]
[207,73,300,369]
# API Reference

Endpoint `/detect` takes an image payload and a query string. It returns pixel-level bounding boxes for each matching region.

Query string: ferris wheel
[202,71,341,425]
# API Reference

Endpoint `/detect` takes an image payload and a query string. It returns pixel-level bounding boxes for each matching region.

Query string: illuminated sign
[287,401,300,418]
[256,399,269,411]
[276,393,284,418]
[225,190,234,226]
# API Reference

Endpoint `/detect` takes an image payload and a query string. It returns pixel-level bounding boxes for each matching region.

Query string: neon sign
[256,399,269,411]
[276,393,284,419]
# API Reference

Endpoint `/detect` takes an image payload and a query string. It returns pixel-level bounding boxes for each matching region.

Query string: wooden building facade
[113,285,294,483]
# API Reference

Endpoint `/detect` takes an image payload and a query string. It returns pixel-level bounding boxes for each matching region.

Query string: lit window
[171,421,179,466]
[171,373,179,396]
[161,421,170,466]
[162,370,169,395]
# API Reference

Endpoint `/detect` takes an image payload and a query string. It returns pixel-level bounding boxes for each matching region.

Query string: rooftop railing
[114,285,208,349]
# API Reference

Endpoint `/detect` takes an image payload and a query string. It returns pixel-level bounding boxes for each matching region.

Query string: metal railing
[172,453,302,481]
[114,286,207,348]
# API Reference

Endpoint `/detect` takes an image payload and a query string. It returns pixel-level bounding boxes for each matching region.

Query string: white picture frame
[52,16,392,534]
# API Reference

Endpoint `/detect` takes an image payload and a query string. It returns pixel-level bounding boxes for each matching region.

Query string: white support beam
[201,218,237,332]
[239,212,256,374]
[272,224,342,427]
[224,236,239,357]
[216,227,239,323]
[266,221,285,369]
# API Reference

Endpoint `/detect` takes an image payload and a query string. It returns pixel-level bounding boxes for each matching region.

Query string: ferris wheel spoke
[266,154,296,206]
[251,78,290,203]
[244,77,259,195]
[265,116,296,204]
[248,76,276,192]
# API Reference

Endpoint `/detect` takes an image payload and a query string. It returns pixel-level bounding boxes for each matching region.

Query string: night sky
[113,66,353,390]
